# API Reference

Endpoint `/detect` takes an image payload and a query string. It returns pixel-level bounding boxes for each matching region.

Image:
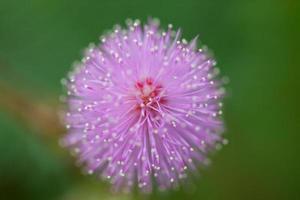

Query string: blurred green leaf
[0,112,70,200]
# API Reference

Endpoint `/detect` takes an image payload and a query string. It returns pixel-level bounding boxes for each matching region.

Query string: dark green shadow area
[0,112,70,200]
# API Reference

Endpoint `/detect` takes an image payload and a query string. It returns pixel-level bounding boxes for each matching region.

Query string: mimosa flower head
[61,18,226,192]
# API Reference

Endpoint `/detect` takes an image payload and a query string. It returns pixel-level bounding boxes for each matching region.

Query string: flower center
[135,77,163,106]
[132,77,167,121]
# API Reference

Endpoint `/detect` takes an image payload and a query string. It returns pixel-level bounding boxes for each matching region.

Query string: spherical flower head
[61,19,226,192]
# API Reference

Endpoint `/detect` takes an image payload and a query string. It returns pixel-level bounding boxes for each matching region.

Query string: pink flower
[61,19,225,192]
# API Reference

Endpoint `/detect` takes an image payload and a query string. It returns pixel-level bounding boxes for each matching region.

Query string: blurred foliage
[0,0,299,199]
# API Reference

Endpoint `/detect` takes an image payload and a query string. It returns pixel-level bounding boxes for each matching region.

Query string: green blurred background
[0,0,299,199]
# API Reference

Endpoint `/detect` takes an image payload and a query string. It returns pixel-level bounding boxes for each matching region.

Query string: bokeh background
[0,0,299,199]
